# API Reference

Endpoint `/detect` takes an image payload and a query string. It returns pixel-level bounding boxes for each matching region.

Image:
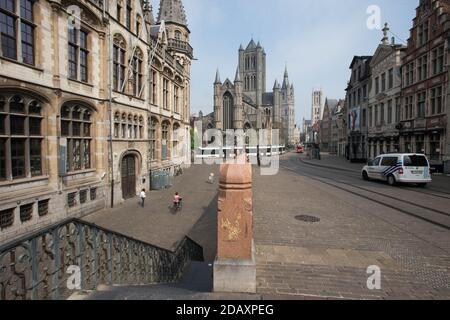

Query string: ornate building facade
[368,24,406,159]
[0,0,192,243]
[400,0,449,171]
[213,40,295,145]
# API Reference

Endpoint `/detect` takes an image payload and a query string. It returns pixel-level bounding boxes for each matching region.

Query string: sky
[155,0,416,125]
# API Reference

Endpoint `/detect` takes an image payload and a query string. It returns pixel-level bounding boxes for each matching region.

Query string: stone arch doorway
[121,154,137,199]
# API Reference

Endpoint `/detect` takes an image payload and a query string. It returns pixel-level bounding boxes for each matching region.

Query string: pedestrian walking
[140,189,146,208]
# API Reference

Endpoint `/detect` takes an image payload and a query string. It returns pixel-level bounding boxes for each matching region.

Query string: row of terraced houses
[0,0,193,243]
[340,0,450,173]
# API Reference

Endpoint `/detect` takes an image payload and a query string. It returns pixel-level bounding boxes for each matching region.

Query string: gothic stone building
[213,40,295,145]
[0,0,192,243]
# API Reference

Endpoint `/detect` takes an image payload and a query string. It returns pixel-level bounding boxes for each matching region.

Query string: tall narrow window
[163,79,169,110]
[431,86,443,115]
[388,68,393,89]
[68,28,89,82]
[61,104,92,172]
[149,117,157,160]
[174,85,179,114]
[125,0,132,30]
[223,92,233,130]
[113,35,126,92]
[387,100,392,124]
[117,3,122,23]
[381,73,386,92]
[432,45,444,75]
[161,121,169,160]
[151,70,157,104]
[417,92,426,118]
[132,49,143,96]
[0,0,35,64]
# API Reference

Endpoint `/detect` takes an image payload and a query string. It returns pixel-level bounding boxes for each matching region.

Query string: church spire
[143,1,155,25]
[282,65,290,89]
[214,69,221,84]
[157,0,187,26]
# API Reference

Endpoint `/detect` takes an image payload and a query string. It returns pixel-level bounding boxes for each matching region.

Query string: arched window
[113,34,127,92]
[223,92,233,130]
[121,113,126,138]
[61,103,92,172]
[133,115,138,139]
[139,116,144,139]
[127,114,133,138]
[149,117,158,160]
[114,112,120,138]
[175,30,182,40]
[0,93,43,180]
[132,48,143,96]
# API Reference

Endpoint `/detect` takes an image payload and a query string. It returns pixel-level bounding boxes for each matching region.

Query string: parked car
[362,154,432,187]
[296,145,304,153]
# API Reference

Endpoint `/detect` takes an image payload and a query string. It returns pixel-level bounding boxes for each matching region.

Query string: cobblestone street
[253,153,450,299]
[81,153,450,300]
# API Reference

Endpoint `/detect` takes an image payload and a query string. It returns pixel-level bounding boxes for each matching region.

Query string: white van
[362,154,432,187]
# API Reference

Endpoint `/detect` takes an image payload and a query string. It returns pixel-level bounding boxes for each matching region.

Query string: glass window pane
[10,95,25,113]
[29,117,41,135]
[0,0,15,13]
[83,139,90,169]
[0,13,17,60]
[28,101,41,114]
[0,139,6,179]
[61,120,70,136]
[11,138,25,178]
[30,138,41,176]
[0,114,5,134]
[10,115,25,135]
[83,123,90,137]
[72,139,81,170]
[72,121,81,136]
[20,0,33,21]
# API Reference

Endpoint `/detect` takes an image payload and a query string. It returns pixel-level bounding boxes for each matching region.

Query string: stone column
[214,155,256,293]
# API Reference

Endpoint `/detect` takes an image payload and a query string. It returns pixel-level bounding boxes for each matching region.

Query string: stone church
[213,39,295,145]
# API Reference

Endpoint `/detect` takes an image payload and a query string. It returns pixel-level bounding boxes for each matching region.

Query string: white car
[362,153,432,187]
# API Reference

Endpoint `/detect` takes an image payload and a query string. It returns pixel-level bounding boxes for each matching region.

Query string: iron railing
[0,218,203,300]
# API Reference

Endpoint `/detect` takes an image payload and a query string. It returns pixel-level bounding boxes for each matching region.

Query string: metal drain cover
[295,215,320,223]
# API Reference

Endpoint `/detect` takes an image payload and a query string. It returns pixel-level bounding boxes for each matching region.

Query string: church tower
[157,0,193,123]
[238,39,266,109]
[157,0,193,70]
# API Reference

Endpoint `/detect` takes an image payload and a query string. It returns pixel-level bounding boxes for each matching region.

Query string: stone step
[68,262,260,300]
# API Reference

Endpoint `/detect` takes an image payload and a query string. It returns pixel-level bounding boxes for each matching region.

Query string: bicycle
[169,198,183,213]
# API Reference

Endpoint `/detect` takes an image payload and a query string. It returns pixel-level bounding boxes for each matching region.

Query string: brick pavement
[82,164,219,253]
[253,154,450,299]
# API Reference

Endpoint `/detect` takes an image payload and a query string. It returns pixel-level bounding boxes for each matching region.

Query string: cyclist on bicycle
[173,192,182,209]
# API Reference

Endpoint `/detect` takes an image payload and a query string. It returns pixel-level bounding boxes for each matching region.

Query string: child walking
[140,189,146,207]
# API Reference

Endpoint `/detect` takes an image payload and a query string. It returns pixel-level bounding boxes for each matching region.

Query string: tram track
[298,157,450,201]
[281,162,450,231]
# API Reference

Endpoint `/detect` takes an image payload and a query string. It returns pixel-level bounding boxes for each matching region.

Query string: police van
[362,153,432,187]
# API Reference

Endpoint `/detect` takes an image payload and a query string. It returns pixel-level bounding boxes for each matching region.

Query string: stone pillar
[214,155,256,293]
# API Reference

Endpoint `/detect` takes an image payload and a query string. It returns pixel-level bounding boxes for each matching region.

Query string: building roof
[157,0,188,26]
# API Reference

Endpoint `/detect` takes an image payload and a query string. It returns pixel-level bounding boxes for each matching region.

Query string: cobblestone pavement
[83,164,219,253]
[253,153,450,300]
